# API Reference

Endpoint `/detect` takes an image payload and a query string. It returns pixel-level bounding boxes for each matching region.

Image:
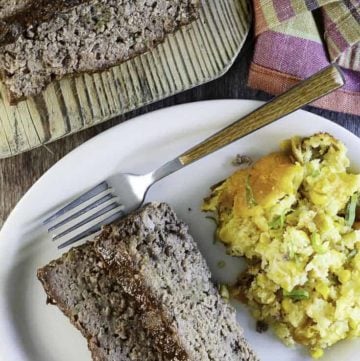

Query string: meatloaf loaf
[37,202,259,361]
[0,0,200,104]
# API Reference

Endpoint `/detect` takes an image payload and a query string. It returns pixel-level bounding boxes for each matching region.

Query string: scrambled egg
[203,133,360,358]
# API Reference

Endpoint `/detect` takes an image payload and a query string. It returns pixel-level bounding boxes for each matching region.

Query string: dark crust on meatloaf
[37,245,160,361]
[37,242,190,361]
[96,231,190,361]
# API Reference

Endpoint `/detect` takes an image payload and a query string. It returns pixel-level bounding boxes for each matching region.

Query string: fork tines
[44,181,124,249]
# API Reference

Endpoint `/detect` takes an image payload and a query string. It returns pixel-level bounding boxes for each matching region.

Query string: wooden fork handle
[178,65,344,166]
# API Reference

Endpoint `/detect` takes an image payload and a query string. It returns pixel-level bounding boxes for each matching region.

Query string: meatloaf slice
[0,0,200,104]
[38,202,259,361]
[0,0,90,45]
[96,202,259,361]
[37,243,166,361]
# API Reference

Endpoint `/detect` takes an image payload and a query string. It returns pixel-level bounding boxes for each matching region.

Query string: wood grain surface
[0,35,359,227]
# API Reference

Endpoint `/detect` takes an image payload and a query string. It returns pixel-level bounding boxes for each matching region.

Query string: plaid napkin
[248,0,360,116]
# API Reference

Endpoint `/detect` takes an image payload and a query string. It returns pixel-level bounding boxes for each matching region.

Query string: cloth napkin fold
[248,0,360,116]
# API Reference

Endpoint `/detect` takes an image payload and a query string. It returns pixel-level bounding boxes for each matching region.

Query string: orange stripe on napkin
[248,63,360,115]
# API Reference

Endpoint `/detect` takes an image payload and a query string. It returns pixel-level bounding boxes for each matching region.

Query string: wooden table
[0,36,359,227]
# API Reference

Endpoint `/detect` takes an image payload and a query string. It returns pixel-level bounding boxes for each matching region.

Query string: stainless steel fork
[44,65,344,249]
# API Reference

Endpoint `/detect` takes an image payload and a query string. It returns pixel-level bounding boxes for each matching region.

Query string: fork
[44,65,344,249]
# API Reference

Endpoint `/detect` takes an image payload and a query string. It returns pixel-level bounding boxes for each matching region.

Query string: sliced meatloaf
[38,202,259,361]
[0,0,200,104]
[38,244,166,361]
[0,0,90,45]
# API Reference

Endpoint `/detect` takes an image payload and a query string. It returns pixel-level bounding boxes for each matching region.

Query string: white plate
[0,100,359,361]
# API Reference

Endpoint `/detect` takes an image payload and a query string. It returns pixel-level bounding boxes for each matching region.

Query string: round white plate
[0,100,359,361]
